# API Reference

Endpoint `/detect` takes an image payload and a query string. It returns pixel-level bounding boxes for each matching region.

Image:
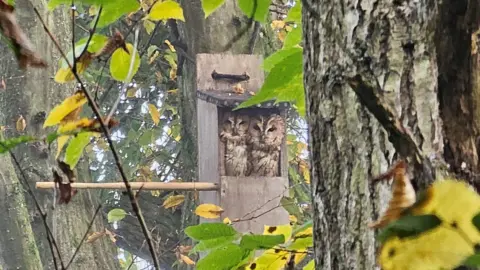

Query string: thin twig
[0,142,64,269]
[33,8,161,269]
[71,1,76,73]
[106,27,139,122]
[78,6,103,60]
[65,204,102,269]
[139,21,161,58]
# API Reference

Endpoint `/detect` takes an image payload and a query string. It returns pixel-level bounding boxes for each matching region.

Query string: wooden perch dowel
[36,182,219,191]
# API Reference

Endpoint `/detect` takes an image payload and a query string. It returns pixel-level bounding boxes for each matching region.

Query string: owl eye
[254,125,261,131]
[267,127,277,132]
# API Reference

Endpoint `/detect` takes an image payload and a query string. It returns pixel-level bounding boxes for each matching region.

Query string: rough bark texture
[0,0,118,269]
[303,0,443,269]
[437,0,480,191]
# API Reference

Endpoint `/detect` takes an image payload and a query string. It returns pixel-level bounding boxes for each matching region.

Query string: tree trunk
[0,0,118,269]
[303,0,447,269]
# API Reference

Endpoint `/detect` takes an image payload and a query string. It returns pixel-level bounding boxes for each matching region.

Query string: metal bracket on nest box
[196,53,290,109]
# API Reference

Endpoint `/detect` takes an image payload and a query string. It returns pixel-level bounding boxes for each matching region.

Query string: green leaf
[292,220,312,236]
[286,1,301,23]
[139,130,153,146]
[262,47,302,72]
[280,196,304,221]
[197,244,251,270]
[191,235,238,253]
[463,253,480,267]
[238,0,271,23]
[185,223,239,241]
[149,0,185,21]
[107,208,127,222]
[283,26,302,48]
[64,132,93,169]
[288,236,313,250]
[94,0,140,28]
[202,0,225,17]
[237,49,305,116]
[48,0,109,10]
[60,34,109,68]
[377,214,442,243]
[0,135,36,153]
[240,234,285,249]
[473,212,480,232]
[110,44,141,82]
[303,259,315,270]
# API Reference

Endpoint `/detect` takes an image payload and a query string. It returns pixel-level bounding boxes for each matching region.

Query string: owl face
[249,114,285,147]
[221,113,250,137]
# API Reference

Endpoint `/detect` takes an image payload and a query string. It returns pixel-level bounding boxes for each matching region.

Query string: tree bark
[303,0,445,269]
[0,0,119,269]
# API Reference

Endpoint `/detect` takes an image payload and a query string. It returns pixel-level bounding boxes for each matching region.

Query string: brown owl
[247,114,285,177]
[220,113,250,176]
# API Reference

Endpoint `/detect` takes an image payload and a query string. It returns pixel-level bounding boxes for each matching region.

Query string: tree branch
[33,8,161,269]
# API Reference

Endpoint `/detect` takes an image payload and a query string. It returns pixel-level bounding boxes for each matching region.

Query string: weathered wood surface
[197,99,221,223]
[196,54,264,95]
[220,176,289,234]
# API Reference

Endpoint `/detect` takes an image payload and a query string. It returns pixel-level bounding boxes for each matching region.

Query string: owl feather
[247,114,285,177]
[220,113,249,176]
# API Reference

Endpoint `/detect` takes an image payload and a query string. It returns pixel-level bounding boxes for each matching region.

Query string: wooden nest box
[196,54,289,233]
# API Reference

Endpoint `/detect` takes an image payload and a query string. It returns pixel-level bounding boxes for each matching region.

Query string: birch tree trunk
[0,1,118,269]
[302,0,457,268]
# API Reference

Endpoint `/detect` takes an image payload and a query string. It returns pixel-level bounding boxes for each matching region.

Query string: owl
[220,113,250,176]
[247,114,285,177]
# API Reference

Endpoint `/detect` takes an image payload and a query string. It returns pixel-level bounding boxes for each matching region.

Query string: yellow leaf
[149,0,185,21]
[170,66,177,80]
[195,203,224,219]
[223,217,232,224]
[110,43,141,82]
[263,224,292,242]
[288,215,297,224]
[86,231,105,243]
[249,249,289,270]
[179,254,195,265]
[16,115,26,132]
[44,91,87,127]
[148,103,160,125]
[278,30,286,42]
[379,180,480,270]
[167,88,178,94]
[271,20,285,29]
[165,40,176,52]
[57,118,92,133]
[54,54,92,83]
[56,135,71,159]
[143,19,156,35]
[151,190,161,197]
[88,5,98,16]
[163,194,185,209]
[299,160,310,184]
[294,251,307,265]
[54,67,76,83]
[149,50,160,64]
[294,227,312,238]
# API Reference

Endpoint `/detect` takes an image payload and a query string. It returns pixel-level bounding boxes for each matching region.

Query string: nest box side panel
[198,99,220,219]
[220,176,289,234]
